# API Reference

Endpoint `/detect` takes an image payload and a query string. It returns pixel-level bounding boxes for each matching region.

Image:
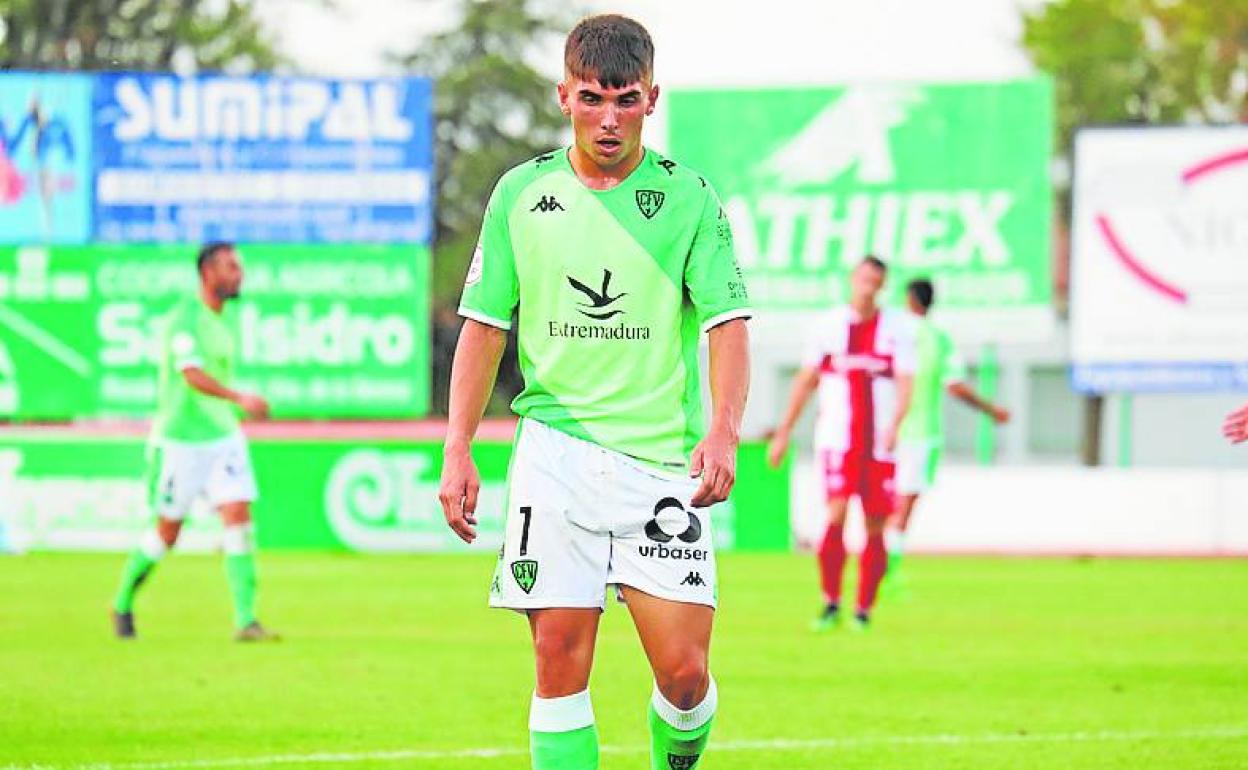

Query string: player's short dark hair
[860,255,888,273]
[197,242,234,275]
[565,14,654,88]
[907,278,935,310]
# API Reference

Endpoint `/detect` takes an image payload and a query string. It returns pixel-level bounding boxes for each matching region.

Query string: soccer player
[767,256,914,630]
[1224,403,1248,444]
[887,278,1009,591]
[111,243,277,642]
[437,15,751,770]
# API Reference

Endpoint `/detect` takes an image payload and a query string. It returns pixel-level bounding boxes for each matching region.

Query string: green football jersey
[458,148,752,469]
[899,317,968,444]
[151,296,240,442]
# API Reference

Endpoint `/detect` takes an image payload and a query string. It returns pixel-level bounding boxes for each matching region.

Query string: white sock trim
[140,530,168,560]
[222,524,253,556]
[652,675,717,732]
[885,529,907,554]
[529,690,594,733]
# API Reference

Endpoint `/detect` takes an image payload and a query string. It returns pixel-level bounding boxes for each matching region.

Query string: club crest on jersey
[511,559,538,594]
[636,189,665,219]
[667,753,700,770]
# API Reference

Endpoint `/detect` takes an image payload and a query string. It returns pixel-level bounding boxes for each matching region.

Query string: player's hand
[766,429,790,469]
[1223,404,1248,444]
[439,445,480,543]
[690,426,737,507]
[991,406,1011,425]
[881,425,899,454]
[236,393,270,420]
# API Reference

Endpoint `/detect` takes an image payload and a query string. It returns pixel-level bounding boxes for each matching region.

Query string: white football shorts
[489,419,717,611]
[147,432,258,520]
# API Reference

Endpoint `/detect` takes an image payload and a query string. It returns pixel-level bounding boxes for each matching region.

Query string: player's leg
[885,440,938,597]
[855,459,897,626]
[207,434,272,640]
[814,448,854,629]
[621,588,716,770]
[217,501,276,640]
[491,420,612,770]
[528,608,602,770]
[112,443,199,637]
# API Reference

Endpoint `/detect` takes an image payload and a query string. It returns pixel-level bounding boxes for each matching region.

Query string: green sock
[223,524,257,628]
[529,691,598,770]
[649,677,717,770]
[113,531,167,613]
[886,529,907,576]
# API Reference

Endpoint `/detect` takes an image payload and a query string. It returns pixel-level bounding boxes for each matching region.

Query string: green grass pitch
[1,552,1246,769]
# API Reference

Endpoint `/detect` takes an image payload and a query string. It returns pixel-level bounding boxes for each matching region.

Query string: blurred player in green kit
[111,242,278,642]
[887,278,1009,594]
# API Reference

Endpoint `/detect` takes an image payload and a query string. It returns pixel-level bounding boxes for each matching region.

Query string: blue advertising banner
[0,74,93,243]
[91,75,434,243]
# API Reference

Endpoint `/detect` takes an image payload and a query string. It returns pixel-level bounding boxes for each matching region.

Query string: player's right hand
[1223,404,1248,444]
[237,393,270,420]
[766,430,789,469]
[992,406,1011,425]
[439,447,480,543]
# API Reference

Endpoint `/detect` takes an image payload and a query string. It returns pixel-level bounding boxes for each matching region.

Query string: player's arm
[1224,401,1248,444]
[438,320,507,543]
[181,367,268,420]
[767,366,819,468]
[883,373,913,452]
[440,177,519,543]
[691,319,750,507]
[947,381,1010,424]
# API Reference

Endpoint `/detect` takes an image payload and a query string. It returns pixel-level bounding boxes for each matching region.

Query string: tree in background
[0,0,281,71]
[396,0,570,414]
[1022,0,1247,464]
[1023,0,1247,163]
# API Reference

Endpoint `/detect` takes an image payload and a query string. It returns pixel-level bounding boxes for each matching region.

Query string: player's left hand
[1223,404,1248,444]
[992,406,1011,425]
[881,425,899,454]
[690,427,737,507]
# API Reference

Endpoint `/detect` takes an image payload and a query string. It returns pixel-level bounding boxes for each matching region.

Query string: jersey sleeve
[457,177,519,330]
[685,183,752,333]
[801,316,829,370]
[166,306,203,371]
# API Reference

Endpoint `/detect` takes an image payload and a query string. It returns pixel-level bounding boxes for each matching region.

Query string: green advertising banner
[0,435,790,553]
[0,244,429,419]
[669,80,1053,326]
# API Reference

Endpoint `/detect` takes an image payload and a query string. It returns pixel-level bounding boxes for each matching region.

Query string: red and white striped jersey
[803,307,917,459]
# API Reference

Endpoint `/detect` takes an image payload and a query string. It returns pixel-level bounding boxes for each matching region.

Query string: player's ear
[557,80,572,117]
[646,83,660,116]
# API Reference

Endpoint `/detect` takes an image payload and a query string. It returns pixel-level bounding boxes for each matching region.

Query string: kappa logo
[658,159,677,175]
[530,195,565,213]
[667,752,701,769]
[755,85,923,186]
[567,269,626,320]
[535,152,556,165]
[645,497,702,544]
[511,559,538,594]
[636,189,665,219]
[679,572,706,587]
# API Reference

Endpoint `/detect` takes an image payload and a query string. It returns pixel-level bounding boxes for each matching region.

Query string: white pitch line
[0,304,92,377]
[8,724,1247,770]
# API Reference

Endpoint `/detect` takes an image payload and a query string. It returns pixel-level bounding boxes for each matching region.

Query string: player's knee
[156,519,182,547]
[532,627,592,668]
[655,655,709,709]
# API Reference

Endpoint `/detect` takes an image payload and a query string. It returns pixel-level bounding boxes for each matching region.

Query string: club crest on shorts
[511,559,538,594]
[667,752,700,770]
[636,189,665,219]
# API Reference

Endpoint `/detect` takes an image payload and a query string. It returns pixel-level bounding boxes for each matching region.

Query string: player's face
[558,75,658,170]
[849,262,886,305]
[207,248,244,300]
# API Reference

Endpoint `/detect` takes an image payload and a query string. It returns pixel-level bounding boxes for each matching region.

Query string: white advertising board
[1071,127,1248,392]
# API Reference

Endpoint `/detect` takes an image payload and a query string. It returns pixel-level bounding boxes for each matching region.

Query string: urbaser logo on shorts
[667,752,700,770]
[644,497,701,544]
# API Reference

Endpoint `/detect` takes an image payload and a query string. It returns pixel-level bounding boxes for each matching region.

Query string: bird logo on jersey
[567,270,627,320]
